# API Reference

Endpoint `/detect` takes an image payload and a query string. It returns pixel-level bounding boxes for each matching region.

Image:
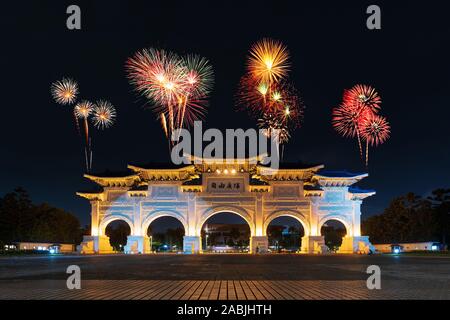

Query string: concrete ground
[0,253,449,299]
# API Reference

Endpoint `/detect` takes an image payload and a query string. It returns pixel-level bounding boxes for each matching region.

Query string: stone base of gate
[250,236,268,253]
[77,235,114,254]
[183,236,202,254]
[301,236,326,254]
[124,235,151,254]
[338,236,375,254]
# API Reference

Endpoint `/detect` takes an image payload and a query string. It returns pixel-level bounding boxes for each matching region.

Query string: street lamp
[150,235,153,253]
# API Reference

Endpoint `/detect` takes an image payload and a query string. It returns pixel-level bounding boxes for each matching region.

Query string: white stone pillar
[124,235,150,254]
[301,235,325,253]
[338,236,375,254]
[309,199,320,236]
[132,199,143,236]
[352,200,362,237]
[90,200,100,236]
[183,236,202,254]
[254,194,264,236]
[77,235,114,254]
[250,236,268,253]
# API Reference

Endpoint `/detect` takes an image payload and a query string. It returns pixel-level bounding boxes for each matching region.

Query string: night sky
[1,0,449,227]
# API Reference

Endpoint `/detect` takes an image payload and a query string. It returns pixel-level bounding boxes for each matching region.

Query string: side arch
[99,214,134,236]
[263,209,310,236]
[318,215,353,236]
[196,205,255,237]
[141,210,188,235]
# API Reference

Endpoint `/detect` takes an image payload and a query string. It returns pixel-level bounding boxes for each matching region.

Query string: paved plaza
[0,254,449,300]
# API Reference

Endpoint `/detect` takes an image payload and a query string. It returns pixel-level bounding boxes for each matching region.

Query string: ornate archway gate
[77,156,375,254]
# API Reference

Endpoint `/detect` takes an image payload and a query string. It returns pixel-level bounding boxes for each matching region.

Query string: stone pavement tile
[0,279,449,300]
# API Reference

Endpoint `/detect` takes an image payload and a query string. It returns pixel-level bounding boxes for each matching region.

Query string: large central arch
[196,205,255,237]
[263,210,310,237]
[141,209,188,235]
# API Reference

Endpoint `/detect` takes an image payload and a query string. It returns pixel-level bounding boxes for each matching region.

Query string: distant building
[13,242,75,253]
[373,242,441,253]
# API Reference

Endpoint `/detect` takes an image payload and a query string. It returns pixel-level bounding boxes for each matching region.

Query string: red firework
[332,103,372,138]
[343,84,381,113]
[361,113,390,146]
[332,84,390,166]
[126,48,214,146]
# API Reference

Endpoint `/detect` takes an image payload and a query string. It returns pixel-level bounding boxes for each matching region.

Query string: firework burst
[248,38,290,84]
[74,100,94,119]
[235,38,303,159]
[51,78,78,105]
[127,48,214,144]
[331,104,372,138]
[343,84,381,113]
[361,113,390,146]
[332,84,390,166]
[93,100,116,130]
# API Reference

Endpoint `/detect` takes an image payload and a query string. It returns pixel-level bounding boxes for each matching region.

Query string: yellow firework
[248,38,290,84]
[74,100,94,119]
[51,78,78,105]
[92,100,116,129]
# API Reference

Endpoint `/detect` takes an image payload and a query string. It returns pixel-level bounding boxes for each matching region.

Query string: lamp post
[150,235,153,253]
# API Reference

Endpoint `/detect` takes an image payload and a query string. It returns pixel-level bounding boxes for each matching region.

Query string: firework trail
[51,78,117,172]
[75,100,95,171]
[360,113,390,166]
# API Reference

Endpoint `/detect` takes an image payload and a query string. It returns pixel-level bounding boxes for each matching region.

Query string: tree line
[362,189,450,245]
[0,188,83,247]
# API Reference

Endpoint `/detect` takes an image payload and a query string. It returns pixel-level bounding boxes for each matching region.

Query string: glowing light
[272,91,282,101]
[257,82,269,96]
[224,169,229,174]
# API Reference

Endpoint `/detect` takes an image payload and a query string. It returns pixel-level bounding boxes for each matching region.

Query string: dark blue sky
[1,0,449,226]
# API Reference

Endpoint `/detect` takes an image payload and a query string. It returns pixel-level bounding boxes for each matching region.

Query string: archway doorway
[267,216,305,253]
[200,212,251,253]
[320,220,347,252]
[105,221,131,252]
[146,216,185,253]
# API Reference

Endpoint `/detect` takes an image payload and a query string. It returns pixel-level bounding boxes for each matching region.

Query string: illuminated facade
[77,156,376,254]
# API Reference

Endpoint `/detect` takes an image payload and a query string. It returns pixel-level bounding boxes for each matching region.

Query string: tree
[229,227,240,243]
[106,221,130,251]
[267,225,284,246]
[363,192,438,244]
[0,188,82,246]
[427,189,450,245]
[0,187,33,243]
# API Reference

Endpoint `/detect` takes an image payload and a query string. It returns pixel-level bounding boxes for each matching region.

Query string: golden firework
[248,38,290,84]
